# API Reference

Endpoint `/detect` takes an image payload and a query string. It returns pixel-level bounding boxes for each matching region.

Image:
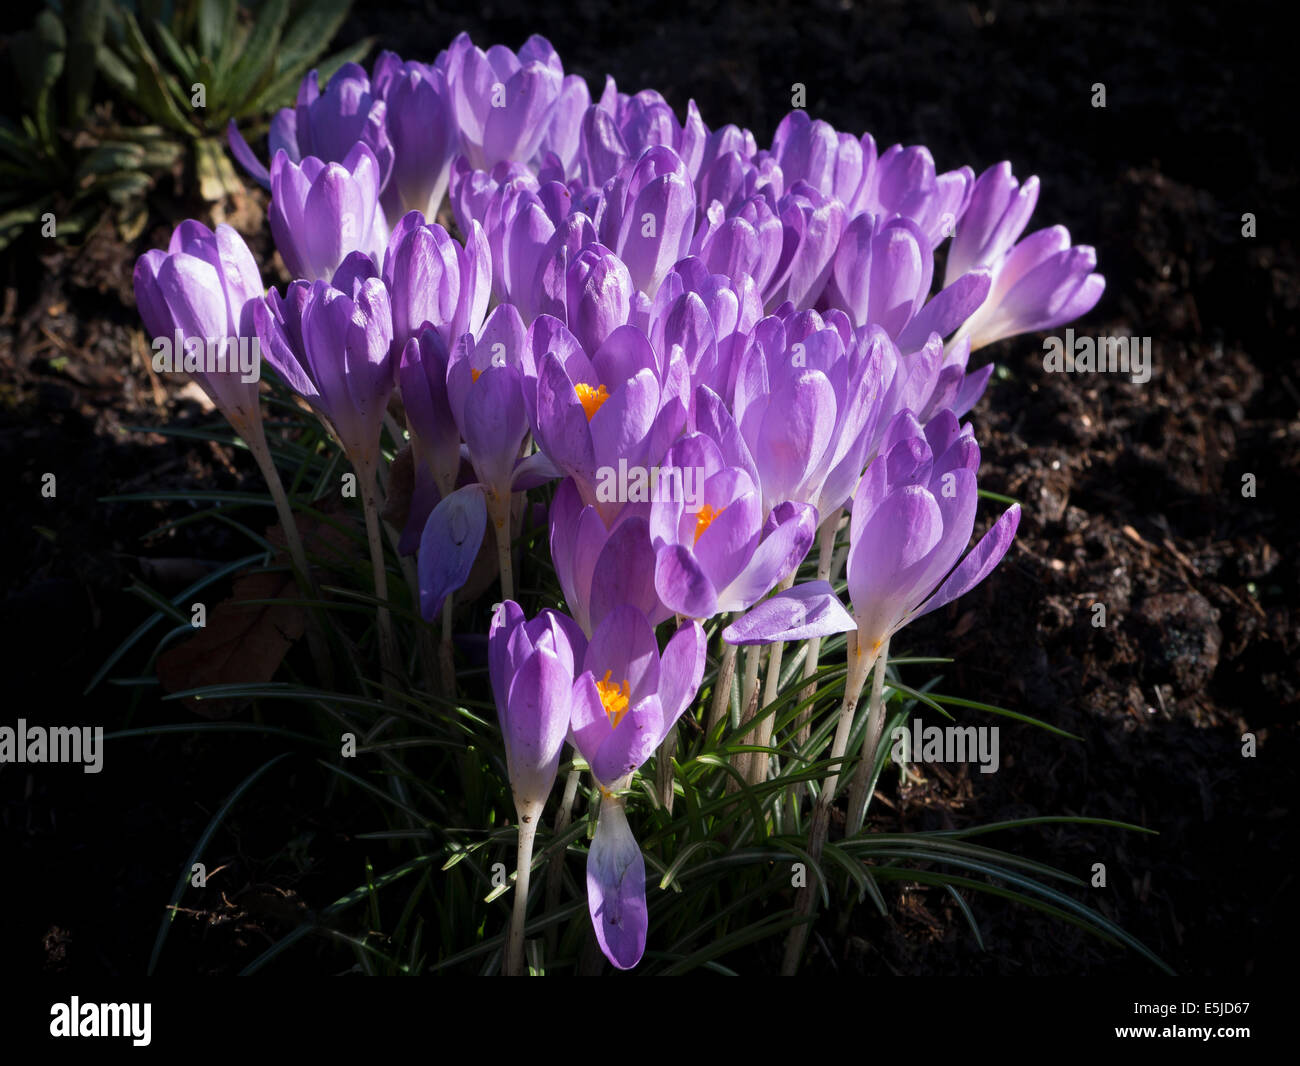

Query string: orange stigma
[471,367,482,383]
[693,503,720,543]
[575,382,610,421]
[596,669,632,728]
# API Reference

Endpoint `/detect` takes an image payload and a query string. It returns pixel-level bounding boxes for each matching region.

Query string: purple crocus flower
[649,433,817,619]
[529,311,687,524]
[569,605,706,969]
[725,409,1020,654]
[444,33,564,171]
[950,224,1105,352]
[253,253,395,474]
[227,63,393,191]
[488,600,585,815]
[595,145,696,300]
[133,221,265,435]
[395,329,460,555]
[371,52,459,221]
[382,210,491,353]
[269,143,389,282]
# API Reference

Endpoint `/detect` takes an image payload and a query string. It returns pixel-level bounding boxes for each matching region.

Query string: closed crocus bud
[726,309,882,517]
[764,182,846,311]
[769,110,868,210]
[823,213,932,335]
[446,32,563,171]
[945,162,1040,285]
[649,433,817,619]
[374,54,458,223]
[396,330,461,555]
[596,146,696,299]
[862,143,974,250]
[563,243,634,354]
[540,73,592,178]
[950,225,1105,352]
[227,63,393,190]
[445,303,530,498]
[268,143,389,282]
[253,254,395,474]
[488,600,585,815]
[133,221,265,434]
[382,210,490,352]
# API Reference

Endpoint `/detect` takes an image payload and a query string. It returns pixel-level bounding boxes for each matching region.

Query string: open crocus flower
[530,313,687,525]
[569,605,706,969]
[133,221,265,435]
[649,432,817,619]
[269,143,389,282]
[725,409,1020,655]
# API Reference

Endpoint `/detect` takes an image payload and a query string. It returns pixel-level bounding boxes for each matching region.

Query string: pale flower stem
[708,637,738,737]
[749,641,784,787]
[489,491,514,602]
[845,636,891,838]
[241,414,332,683]
[505,810,540,977]
[729,643,764,787]
[781,630,877,975]
[359,460,400,689]
[796,513,841,745]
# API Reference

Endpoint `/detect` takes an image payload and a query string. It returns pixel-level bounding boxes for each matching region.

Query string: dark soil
[2,0,1295,977]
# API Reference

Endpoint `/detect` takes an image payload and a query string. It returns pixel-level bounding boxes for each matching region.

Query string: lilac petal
[911,503,1020,623]
[417,483,487,621]
[587,795,648,970]
[585,602,661,706]
[503,646,572,808]
[716,501,817,612]
[658,620,706,726]
[463,366,527,494]
[846,484,943,647]
[568,670,609,767]
[592,695,664,785]
[589,517,666,633]
[896,270,992,352]
[227,119,271,188]
[654,543,718,620]
[723,581,855,645]
[510,449,564,491]
[488,598,526,709]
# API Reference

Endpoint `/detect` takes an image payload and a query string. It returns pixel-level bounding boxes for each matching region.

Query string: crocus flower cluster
[135,30,1103,974]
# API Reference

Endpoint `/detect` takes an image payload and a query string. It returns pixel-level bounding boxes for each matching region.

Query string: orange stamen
[596,668,632,729]
[575,382,610,421]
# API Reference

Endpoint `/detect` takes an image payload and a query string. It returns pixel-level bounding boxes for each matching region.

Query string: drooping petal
[723,580,855,645]
[417,483,487,620]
